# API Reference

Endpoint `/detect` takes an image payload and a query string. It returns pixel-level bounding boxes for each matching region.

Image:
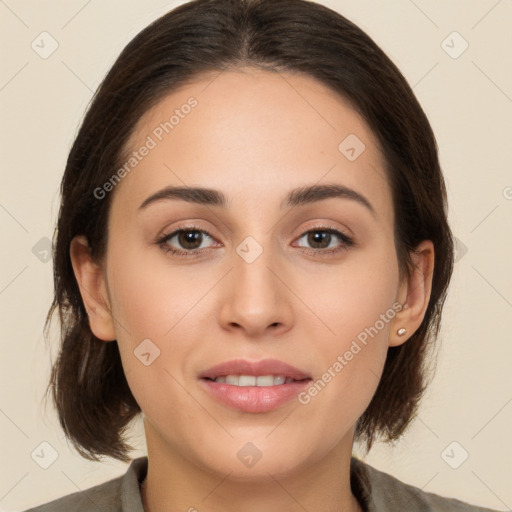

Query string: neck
[141,422,363,512]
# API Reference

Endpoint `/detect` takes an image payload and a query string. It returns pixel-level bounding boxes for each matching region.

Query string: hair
[44,0,454,463]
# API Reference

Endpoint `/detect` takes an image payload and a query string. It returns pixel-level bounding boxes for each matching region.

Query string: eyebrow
[138,183,376,217]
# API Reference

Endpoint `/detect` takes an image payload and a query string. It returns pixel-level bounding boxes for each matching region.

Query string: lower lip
[199,378,312,413]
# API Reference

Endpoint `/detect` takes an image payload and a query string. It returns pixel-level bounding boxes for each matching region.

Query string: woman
[24,0,501,510]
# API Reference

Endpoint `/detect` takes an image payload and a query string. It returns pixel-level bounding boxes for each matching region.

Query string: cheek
[103,238,223,410]
[292,242,399,427]
[106,238,209,341]
[296,236,399,348]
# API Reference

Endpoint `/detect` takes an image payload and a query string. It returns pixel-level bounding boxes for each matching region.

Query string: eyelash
[156,224,355,259]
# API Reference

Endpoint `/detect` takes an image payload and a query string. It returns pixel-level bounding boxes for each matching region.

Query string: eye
[294,226,355,255]
[157,225,218,258]
[156,224,355,259]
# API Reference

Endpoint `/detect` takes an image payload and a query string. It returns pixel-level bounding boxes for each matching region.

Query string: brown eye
[305,230,333,249]
[157,226,218,257]
[175,230,205,250]
[295,227,354,254]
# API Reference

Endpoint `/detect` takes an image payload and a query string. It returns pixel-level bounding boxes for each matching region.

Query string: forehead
[114,68,391,219]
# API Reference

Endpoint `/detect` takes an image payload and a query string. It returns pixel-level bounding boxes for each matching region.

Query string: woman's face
[91,68,410,478]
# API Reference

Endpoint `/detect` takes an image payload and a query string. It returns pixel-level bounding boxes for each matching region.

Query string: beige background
[1,0,511,510]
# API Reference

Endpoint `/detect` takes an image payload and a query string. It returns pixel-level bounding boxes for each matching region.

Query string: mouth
[199,357,311,382]
[198,358,312,413]
[203,375,310,386]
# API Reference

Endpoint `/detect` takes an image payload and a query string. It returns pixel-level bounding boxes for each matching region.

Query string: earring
[397,328,406,336]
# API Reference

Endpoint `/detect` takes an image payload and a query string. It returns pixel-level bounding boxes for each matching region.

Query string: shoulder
[22,457,147,512]
[22,477,123,512]
[351,456,500,512]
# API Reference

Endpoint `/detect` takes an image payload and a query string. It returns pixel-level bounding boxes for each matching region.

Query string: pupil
[309,231,330,248]
[180,231,201,249]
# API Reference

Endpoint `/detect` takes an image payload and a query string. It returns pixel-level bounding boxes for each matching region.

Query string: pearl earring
[397,328,406,336]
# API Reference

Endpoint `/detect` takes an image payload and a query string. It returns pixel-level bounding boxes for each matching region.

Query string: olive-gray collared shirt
[23,456,500,511]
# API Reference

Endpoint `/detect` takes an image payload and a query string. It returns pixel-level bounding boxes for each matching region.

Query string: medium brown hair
[44,0,454,462]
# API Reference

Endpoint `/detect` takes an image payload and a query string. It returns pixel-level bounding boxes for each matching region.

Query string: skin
[70,68,434,512]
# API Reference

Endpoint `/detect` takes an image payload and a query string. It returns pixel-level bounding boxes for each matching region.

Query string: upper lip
[200,358,311,380]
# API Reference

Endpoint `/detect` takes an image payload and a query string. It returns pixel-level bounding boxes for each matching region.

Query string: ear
[389,240,435,347]
[69,235,116,341]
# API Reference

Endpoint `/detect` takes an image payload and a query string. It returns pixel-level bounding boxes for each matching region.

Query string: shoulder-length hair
[44,0,454,462]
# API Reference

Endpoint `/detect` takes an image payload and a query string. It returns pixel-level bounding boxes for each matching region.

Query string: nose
[218,246,294,339]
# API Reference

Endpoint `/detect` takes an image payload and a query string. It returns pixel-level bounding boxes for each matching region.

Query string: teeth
[213,375,293,386]
[239,375,257,386]
[225,375,239,385]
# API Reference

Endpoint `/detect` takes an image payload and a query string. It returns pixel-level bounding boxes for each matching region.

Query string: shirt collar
[121,456,147,511]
